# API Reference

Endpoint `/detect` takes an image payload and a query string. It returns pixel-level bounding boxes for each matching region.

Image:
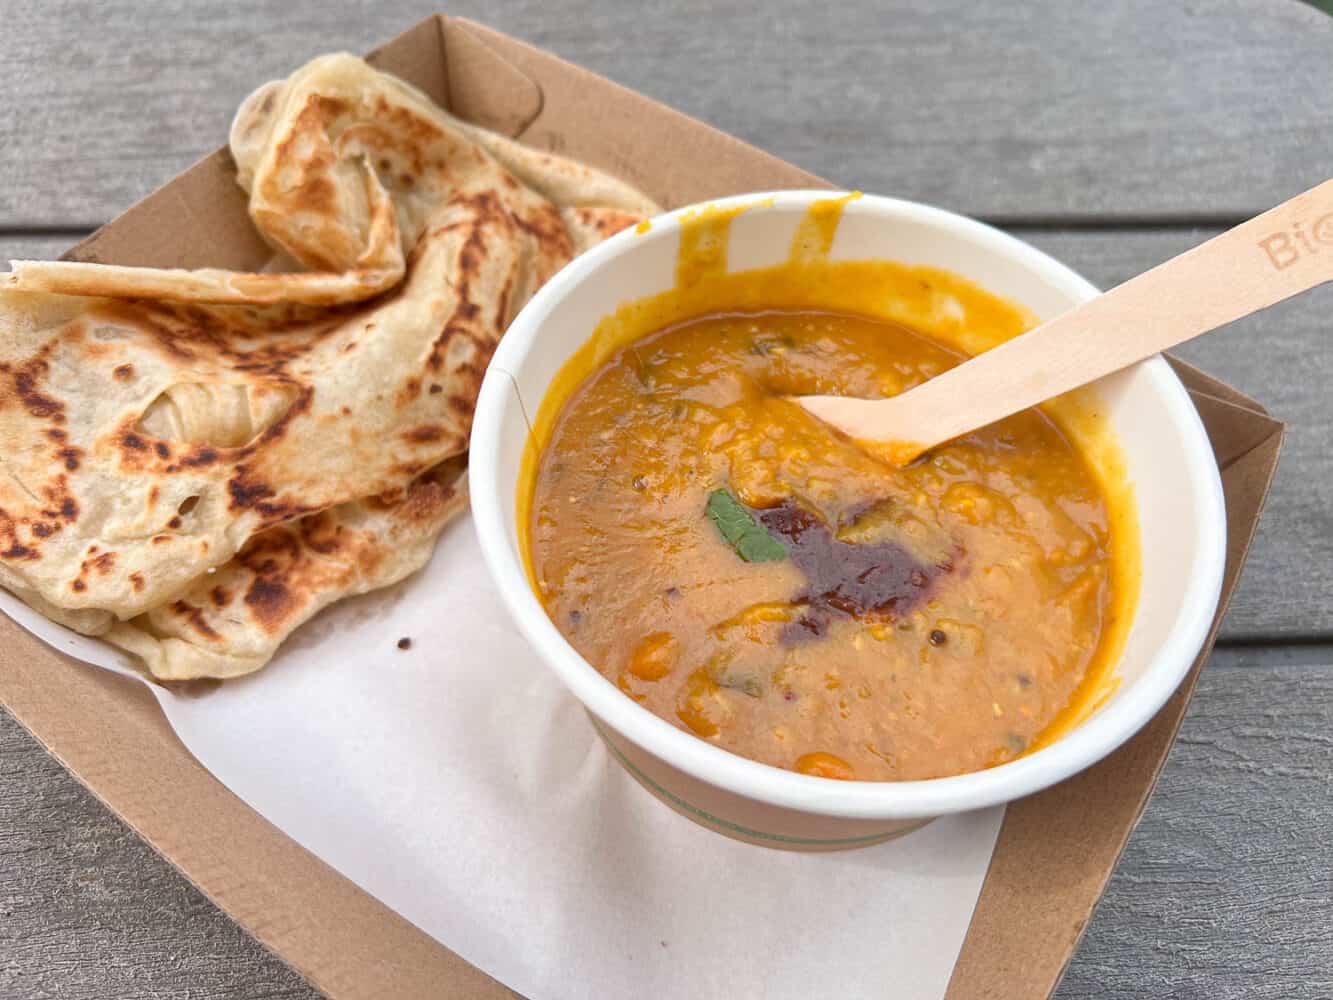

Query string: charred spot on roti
[226,470,312,525]
[512,201,575,264]
[572,206,641,240]
[210,585,232,607]
[369,93,461,170]
[58,447,82,471]
[129,572,146,592]
[179,447,220,468]
[228,469,273,511]
[261,95,355,243]
[99,302,202,363]
[12,370,55,418]
[427,316,478,374]
[113,364,135,380]
[298,511,342,554]
[396,376,422,406]
[68,550,117,593]
[0,511,38,559]
[237,530,301,573]
[402,424,446,444]
[243,576,298,632]
[399,473,454,523]
[8,358,65,422]
[240,388,312,451]
[85,551,116,576]
[154,441,171,459]
[494,275,513,329]
[171,599,222,641]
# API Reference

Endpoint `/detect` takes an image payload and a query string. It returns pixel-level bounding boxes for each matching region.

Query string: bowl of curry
[471,191,1226,850]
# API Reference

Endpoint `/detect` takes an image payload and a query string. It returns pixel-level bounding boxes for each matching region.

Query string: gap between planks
[1211,638,1333,661]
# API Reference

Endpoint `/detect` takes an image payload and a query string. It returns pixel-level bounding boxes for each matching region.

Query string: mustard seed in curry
[529,309,1120,782]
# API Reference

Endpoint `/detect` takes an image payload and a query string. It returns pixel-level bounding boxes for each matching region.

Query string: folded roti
[5,53,656,307]
[104,457,468,680]
[0,54,658,677]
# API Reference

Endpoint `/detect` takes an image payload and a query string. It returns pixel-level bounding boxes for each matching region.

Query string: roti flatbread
[0,54,658,678]
[0,189,533,619]
[104,457,468,680]
[6,54,657,306]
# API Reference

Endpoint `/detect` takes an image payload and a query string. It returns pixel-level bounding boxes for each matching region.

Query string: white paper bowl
[471,191,1226,850]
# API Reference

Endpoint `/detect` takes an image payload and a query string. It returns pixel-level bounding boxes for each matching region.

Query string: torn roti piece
[104,458,468,680]
[0,53,658,676]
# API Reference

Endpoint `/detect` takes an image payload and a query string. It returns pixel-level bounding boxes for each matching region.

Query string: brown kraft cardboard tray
[0,14,1284,1000]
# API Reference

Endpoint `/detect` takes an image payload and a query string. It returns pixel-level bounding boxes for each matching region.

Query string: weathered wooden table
[2,2,1330,996]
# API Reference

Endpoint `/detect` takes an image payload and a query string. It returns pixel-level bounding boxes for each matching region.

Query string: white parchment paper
[0,515,1003,1000]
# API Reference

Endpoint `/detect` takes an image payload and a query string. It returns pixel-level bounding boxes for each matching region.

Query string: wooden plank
[1,0,1330,226]
[1015,228,1332,640]
[5,228,1327,639]
[2,645,1328,998]
[0,704,317,1000]
[1055,645,1333,999]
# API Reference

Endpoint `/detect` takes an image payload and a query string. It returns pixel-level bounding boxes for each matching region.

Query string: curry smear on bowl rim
[517,194,1140,779]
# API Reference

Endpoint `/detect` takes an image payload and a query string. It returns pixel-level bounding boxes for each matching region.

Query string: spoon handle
[801,177,1333,459]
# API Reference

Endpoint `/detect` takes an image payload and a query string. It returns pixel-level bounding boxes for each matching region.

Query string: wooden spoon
[796,178,1333,465]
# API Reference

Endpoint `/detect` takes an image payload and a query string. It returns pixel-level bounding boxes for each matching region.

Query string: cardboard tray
[0,14,1284,999]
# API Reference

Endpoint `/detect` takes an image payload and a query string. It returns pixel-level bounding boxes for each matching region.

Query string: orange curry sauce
[522,197,1137,782]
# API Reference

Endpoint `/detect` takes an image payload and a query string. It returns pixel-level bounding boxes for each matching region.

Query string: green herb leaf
[736,531,789,563]
[706,489,788,563]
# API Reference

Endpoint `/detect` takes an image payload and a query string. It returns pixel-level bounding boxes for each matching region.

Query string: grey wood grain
[1,0,1331,226]
[2,646,1328,999]
[6,227,1327,640]
[0,235,80,262]
[1054,645,1333,1000]
[1013,227,1333,641]
[0,707,316,1000]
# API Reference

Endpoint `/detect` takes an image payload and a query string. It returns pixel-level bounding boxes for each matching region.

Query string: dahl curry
[521,198,1136,782]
